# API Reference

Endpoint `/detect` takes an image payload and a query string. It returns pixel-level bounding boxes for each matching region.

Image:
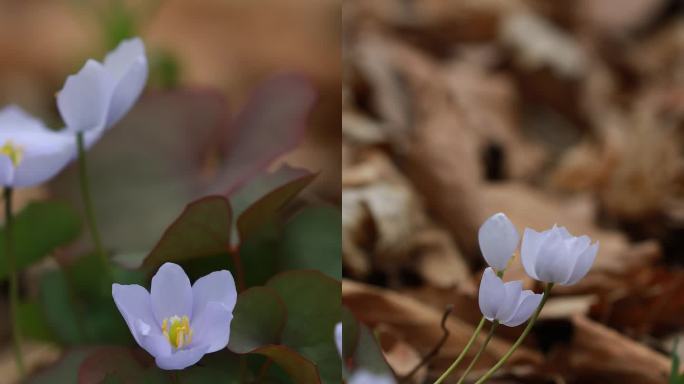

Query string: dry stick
[401,305,454,382]
[474,283,554,384]
[456,321,498,384]
[5,187,24,377]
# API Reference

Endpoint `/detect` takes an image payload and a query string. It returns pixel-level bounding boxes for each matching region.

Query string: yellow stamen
[0,141,23,166]
[161,315,192,349]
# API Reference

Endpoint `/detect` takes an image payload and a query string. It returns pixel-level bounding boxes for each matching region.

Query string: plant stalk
[5,187,25,377]
[433,316,486,384]
[474,283,554,384]
[76,132,111,278]
[456,321,498,384]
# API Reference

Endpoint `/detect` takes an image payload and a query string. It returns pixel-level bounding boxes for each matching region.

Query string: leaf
[341,307,359,360]
[278,206,341,279]
[267,270,341,384]
[217,73,317,194]
[252,345,321,384]
[51,90,229,254]
[77,347,168,384]
[39,270,85,344]
[27,349,94,384]
[231,164,315,245]
[17,300,56,342]
[229,287,287,353]
[0,201,81,280]
[143,196,231,269]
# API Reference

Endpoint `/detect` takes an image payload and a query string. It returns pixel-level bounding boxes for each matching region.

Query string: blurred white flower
[0,105,75,187]
[478,267,542,327]
[57,37,148,147]
[478,212,519,271]
[112,263,236,370]
[349,369,397,384]
[521,225,598,285]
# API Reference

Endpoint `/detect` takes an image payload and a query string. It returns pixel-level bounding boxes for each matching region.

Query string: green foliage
[343,306,396,379]
[0,201,81,280]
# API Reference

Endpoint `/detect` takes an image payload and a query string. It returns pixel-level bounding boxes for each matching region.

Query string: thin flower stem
[76,132,111,278]
[473,283,554,384]
[456,321,498,384]
[433,316,486,384]
[5,187,25,377]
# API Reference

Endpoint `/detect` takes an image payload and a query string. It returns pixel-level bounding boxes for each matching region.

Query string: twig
[400,305,454,382]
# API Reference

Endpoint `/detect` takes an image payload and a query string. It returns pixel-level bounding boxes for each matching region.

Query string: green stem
[76,132,111,279]
[456,322,498,384]
[474,283,554,384]
[433,317,486,384]
[5,187,25,377]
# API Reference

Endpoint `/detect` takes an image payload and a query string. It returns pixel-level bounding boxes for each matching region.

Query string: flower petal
[57,60,113,133]
[150,263,193,324]
[190,301,233,353]
[335,322,343,358]
[520,228,543,280]
[496,280,523,322]
[138,325,172,358]
[155,345,209,370]
[349,369,397,384]
[0,155,14,186]
[563,241,598,285]
[501,290,542,327]
[112,283,158,347]
[103,38,146,80]
[105,58,147,128]
[191,270,237,322]
[478,213,519,271]
[478,267,505,320]
[0,105,48,132]
[534,228,575,283]
[11,133,76,187]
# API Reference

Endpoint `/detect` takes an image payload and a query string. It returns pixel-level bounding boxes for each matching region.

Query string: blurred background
[342,0,684,383]
[0,0,340,381]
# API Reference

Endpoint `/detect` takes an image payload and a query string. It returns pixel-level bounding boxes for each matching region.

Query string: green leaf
[229,287,287,353]
[278,206,341,279]
[671,338,684,384]
[252,345,321,384]
[267,270,341,384]
[341,307,359,360]
[232,165,315,245]
[0,202,81,280]
[77,347,168,384]
[143,196,231,269]
[39,270,84,344]
[17,300,56,342]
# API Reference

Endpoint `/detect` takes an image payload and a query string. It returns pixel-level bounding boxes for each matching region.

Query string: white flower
[521,225,598,285]
[349,370,397,384]
[478,267,542,327]
[478,212,519,271]
[335,322,343,357]
[112,263,236,370]
[0,105,75,187]
[57,37,148,147]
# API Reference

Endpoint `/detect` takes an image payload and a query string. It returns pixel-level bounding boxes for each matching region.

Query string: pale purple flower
[478,267,542,327]
[521,225,598,285]
[112,263,236,370]
[57,37,148,148]
[478,212,519,272]
[335,322,343,357]
[0,105,75,187]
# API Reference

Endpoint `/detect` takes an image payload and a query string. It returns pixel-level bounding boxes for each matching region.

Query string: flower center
[0,141,23,166]
[161,315,193,349]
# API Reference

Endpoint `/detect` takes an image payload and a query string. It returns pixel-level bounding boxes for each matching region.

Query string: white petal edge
[520,228,543,280]
[478,213,519,271]
[191,270,237,322]
[155,345,209,370]
[335,322,343,358]
[478,268,505,320]
[112,283,158,347]
[150,263,193,324]
[496,280,523,322]
[105,57,148,128]
[563,241,598,285]
[190,301,233,353]
[57,60,114,133]
[502,291,542,327]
